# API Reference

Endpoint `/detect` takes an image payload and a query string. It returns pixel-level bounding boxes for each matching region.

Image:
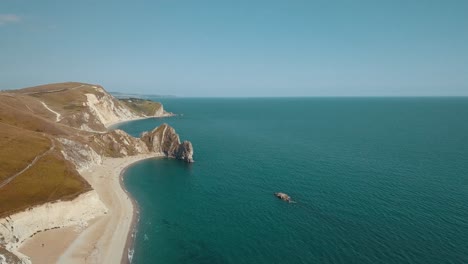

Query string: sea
[115,97,468,264]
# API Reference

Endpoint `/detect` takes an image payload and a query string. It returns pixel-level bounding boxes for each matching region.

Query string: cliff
[60,125,194,173]
[119,98,174,117]
[0,82,194,262]
[2,82,173,133]
[0,192,107,264]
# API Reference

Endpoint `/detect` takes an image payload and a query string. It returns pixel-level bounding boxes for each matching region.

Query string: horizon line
[121,95,468,99]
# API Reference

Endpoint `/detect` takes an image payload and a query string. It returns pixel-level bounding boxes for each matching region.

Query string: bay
[117,97,468,264]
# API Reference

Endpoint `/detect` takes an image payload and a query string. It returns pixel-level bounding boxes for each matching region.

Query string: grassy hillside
[120,98,163,116]
[0,83,107,217]
[0,93,68,135]
[0,124,50,182]
[0,151,91,217]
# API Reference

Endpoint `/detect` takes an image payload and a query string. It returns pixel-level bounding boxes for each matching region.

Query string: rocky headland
[0,82,193,263]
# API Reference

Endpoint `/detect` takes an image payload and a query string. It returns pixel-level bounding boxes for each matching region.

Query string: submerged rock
[275,192,292,202]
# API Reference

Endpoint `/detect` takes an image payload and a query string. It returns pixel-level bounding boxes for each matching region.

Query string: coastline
[107,116,171,263]
[106,112,175,130]
[119,159,144,264]
[0,84,193,264]
[65,154,163,264]
[17,154,162,264]
[13,114,177,263]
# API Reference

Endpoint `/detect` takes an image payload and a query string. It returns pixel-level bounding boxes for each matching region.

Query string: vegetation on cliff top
[120,98,163,116]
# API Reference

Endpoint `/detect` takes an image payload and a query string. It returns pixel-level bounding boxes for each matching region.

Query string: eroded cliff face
[84,90,136,128]
[54,124,194,175]
[90,129,150,157]
[60,125,194,171]
[0,191,107,264]
[57,138,103,173]
[79,87,174,131]
[0,247,23,264]
[142,124,194,163]
[63,86,151,132]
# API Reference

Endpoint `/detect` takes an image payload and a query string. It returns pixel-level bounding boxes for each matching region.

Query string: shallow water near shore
[118,97,468,264]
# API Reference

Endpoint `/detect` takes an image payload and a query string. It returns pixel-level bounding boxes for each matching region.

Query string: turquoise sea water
[117,98,468,264]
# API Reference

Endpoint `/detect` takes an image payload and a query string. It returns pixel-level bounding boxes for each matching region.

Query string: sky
[1,0,467,97]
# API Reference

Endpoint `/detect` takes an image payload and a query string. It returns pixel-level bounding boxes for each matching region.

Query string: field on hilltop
[120,98,163,116]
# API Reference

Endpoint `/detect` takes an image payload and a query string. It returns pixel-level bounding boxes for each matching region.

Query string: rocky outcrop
[90,129,150,157]
[58,124,194,166]
[176,141,194,163]
[0,247,23,264]
[87,125,194,163]
[141,124,194,163]
[275,192,292,202]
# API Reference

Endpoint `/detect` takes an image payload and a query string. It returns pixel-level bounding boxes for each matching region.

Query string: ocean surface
[116,97,468,264]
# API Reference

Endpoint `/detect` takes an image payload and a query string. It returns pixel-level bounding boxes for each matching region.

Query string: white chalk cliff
[0,192,107,264]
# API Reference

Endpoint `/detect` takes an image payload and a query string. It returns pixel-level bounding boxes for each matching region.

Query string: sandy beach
[18,154,162,264]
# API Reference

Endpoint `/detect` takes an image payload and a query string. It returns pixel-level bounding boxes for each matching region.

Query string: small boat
[275,192,292,203]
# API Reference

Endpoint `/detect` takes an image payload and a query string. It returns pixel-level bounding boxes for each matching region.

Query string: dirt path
[0,139,55,189]
[40,101,62,122]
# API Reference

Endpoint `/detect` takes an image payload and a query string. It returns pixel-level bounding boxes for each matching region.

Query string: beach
[18,154,162,264]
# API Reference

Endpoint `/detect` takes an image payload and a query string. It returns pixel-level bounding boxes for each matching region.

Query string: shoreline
[119,159,145,264]
[106,112,176,130]
[109,115,174,263]
[13,113,176,263]
[17,154,163,263]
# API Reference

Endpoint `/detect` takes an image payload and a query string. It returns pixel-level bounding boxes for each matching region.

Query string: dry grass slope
[0,124,50,181]
[120,98,163,116]
[0,82,98,217]
[0,152,90,217]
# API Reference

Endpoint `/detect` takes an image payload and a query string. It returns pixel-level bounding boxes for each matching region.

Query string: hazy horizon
[1,0,467,97]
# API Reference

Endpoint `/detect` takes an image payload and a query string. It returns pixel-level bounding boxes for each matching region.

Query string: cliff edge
[0,82,193,263]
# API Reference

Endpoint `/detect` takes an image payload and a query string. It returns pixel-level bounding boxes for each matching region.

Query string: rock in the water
[141,123,194,163]
[176,141,194,163]
[275,192,292,202]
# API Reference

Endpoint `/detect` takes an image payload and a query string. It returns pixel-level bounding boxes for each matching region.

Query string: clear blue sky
[1,0,467,96]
